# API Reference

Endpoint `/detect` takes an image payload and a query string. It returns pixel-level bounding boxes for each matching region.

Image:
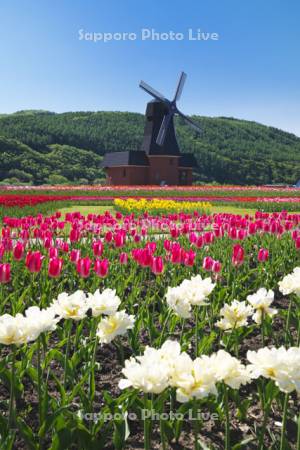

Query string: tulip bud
[119,252,128,265]
[70,249,80,263]
[48,257,63,278]
[151,256,164,275]
[212,260,221,273]
[202,256,214,271]
[258,248,269,262]
[93,240,104,256]
[94,258,109,277]
[0,263,11,283]
[76,257,91,278]
[70,228,80,243]
[232,244,244,266]
[49,247,58,259]
[25,251,43,273]
[13,242,25,261]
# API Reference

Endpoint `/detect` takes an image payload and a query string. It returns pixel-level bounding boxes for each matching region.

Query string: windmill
[139,71,201,147]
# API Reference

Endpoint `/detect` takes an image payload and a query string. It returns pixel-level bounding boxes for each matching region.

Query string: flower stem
[284,300,292,345]
[224,384,230,450]
[297,413,300,450]
[192,399,200,450]
[143,395,151,450]
[261,311,265,346]
[63,320,72,391]
[279,393,289,450]
[195,307,199,357]
[160,401,167,450]
[8,345,16,428]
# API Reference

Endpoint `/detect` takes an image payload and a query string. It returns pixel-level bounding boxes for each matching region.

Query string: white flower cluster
[166,275,215,318]
[0,288,134,346]
[0,306,59,346]
[248,346,300,394]
[247,288,277,325]
[51,288,134,345]
[119,340,252,402]
[278,267,300,296]
[216,288,277,330]
[216,300,253,331]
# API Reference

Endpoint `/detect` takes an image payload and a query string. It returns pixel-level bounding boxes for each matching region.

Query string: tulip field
[1,195,300,449]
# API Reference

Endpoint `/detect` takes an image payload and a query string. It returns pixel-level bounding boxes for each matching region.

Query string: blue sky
[1,0,300,135]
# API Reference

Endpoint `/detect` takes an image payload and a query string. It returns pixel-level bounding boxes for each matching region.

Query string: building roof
[179,153,198,168]
[101,151,149,168]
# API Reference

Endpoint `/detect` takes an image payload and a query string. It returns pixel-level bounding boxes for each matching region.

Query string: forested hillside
[0,110,299,185]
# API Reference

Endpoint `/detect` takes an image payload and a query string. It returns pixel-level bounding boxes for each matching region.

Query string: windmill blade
[177,110,201,133]
[139,80,167,103]
[156,112,173,146]
[173,72,187,102]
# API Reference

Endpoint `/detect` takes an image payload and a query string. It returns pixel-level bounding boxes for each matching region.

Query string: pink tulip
[258,248,269,262]
[0,263,11,284]
[48,257,63,278]
[70,228,80,243]
[232,244,244,266]
[93,241,104,256]
[94,258,109,277]
[203,256,214,271]
[25,251,43,273]
[105,231,113,243]
[114,233,125,248]
[119,252,128,265]
[61,242,69,253]
[212,260,221,273]
[13,242,25,261]
[151,256,164,274]
[76,257,91,278]
[184,250,196,266]
[49,247,58,258]
[70,249,81,263]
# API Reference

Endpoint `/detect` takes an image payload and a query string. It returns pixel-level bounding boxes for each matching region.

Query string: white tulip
[87,288,121,317]
[96,310,135,344]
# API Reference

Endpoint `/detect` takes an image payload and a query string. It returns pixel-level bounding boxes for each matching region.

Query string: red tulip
[203,256,214,271]
[146,242,156,254]
[0,263,11,283]
[184,250,196,266]
[2,227,10,238]
[76,257,91,278]
[171,243,181,264]
[70,228,80,242]
[119,252,128,265]
[114,233,125,248]
[93,240,104,256]
[61,242,69,253]
[94,258,109,277]
[151,256,164,274]
[164,240,171,251]
[258,248,269,262]
[13,242,25,261]
[48,257,63,278]
[232,244,244,266]
[25,251,43,273]
[295,237,300,250]
[105,231,113,243]
[49,247,58,258]
[212,260,221,273]
[70,249,81,263]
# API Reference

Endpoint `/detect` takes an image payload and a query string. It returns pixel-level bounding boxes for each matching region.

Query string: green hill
[0,110,299,185]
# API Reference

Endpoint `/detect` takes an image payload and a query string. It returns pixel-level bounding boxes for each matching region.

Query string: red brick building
[102,100,198,185]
